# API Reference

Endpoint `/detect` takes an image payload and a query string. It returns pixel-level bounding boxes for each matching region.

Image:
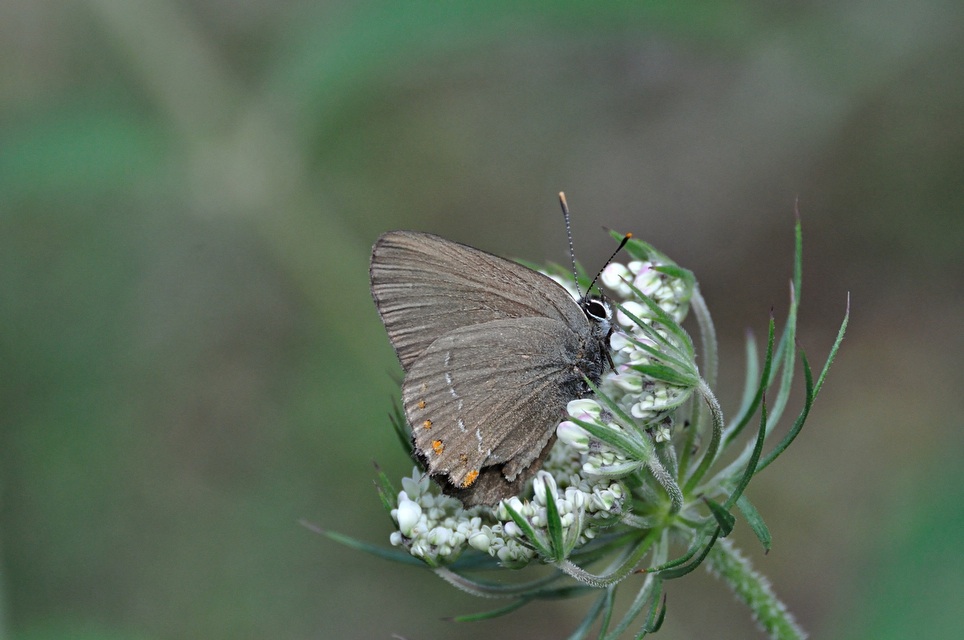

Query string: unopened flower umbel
[336,223,847,639]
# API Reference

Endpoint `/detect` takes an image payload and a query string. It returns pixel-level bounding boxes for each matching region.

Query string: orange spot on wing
[462,470,479,487]
[417,400,426,410]
[422,419,432,429]
[432,439,444,455]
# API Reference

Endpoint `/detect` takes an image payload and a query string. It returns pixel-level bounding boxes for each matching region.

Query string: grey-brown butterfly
[370,195,624,506]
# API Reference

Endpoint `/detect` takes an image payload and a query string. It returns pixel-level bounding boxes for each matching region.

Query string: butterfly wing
[370,231,587,370]
[402,316,591,506]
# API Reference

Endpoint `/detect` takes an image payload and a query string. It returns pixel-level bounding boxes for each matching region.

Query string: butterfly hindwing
[402,317,591,506]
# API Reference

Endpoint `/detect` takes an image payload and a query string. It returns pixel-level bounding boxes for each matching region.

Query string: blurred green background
[2,1,961,639]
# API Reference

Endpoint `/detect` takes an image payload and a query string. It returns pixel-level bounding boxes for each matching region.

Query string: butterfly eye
[583,299,610,322]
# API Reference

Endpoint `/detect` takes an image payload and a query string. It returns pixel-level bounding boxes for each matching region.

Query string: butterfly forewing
[370,231,587,370]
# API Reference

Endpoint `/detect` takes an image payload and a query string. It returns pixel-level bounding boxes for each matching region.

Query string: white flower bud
[566,398,601,420]
[410,540,428,558]
[506,496,526,516]
[611,369,644,393]
[632,264,661,296]
[631,401,656,420]
[569,489,586,510]
[496,545,514,563]
[592,490,615,511]
[534,471,557,505]
[600,263,632,295]
[532,474,547,505]
[610,332,634,352]
[396,498,422,537]
[428,526,451,547]
[401,475,420,496]
[557,421,590,451]
[616,301,648,326]
[468,532,491,552]
[654,424,672,443]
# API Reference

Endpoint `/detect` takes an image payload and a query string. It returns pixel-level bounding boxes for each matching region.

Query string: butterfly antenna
[559,192,632,295]
[586,232,633,295]
[558,192,581,291]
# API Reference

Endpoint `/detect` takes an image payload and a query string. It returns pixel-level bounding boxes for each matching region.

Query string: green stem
[683,378,725,493]
[689,287,718,389]
[706,539,807,640]
[433,566,564,598]
[555,527,662,588]
[647,456,683,515]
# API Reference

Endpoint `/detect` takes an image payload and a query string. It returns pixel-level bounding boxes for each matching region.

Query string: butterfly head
[579,295,613,342]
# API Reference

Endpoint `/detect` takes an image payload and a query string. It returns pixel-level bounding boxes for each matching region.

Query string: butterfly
[370,209,622,506]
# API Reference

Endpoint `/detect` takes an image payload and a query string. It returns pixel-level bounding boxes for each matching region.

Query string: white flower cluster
[598,260,692,435]
[388,256,692,568]
[600,260,689,325]
[389,471,480,566]
[389,444,626,568]
[558,398,637,471]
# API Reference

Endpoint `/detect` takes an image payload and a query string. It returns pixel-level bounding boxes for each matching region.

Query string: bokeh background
[2,1,962,639]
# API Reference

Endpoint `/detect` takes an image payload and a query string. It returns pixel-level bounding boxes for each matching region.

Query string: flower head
[357,224,846,638]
